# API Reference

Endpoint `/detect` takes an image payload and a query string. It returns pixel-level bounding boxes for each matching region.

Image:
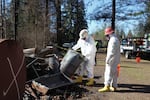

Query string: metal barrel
[60,49,84,78]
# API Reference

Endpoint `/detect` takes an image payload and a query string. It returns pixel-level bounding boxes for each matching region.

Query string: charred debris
[23,48,90,99]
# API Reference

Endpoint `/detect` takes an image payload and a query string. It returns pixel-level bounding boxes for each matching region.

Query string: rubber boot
[98,86,110,92]
[75,76,83,83]
[86,78,94,86]
[109,86,117,92]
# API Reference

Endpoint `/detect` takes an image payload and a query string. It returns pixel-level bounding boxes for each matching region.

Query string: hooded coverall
[72,36,97,78]
[104,33,120,88]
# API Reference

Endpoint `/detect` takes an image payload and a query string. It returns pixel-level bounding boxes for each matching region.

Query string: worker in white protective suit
[98,27,120,92]
[72,29,97,86]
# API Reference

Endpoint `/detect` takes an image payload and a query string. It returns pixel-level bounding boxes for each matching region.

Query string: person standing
[98,27,120,92]
[72,29,97,86]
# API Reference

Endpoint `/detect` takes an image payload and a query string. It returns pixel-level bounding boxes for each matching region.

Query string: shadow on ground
[92,83,150,93]
[118,84,150,93]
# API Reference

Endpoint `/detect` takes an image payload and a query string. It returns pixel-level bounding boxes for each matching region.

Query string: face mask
[105,35,110,40]
[81,37,86,40]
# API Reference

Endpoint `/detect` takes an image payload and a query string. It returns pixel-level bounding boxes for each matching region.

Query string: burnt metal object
[32,73,72,90]
[26,56,52,81]
[25,49,84,98]
[25,54,60,81]
[60,49,84,78]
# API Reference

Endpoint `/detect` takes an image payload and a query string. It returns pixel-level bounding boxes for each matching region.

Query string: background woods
[0,0,150,49]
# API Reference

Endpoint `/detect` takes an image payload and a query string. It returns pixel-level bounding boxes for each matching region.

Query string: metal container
[60,49,84,78]
[47,54,60,73]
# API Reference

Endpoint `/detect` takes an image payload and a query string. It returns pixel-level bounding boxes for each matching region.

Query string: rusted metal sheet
[0,39,26,100]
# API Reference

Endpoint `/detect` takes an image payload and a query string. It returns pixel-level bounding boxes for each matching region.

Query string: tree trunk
[14,0,19,40]
[55,0,62,46]
[43,0,49,47]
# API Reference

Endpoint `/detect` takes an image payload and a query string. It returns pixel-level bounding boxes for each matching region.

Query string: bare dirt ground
[77,52,150,100]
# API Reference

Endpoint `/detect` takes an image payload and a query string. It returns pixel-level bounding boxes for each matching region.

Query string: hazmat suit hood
[79,29,88,39]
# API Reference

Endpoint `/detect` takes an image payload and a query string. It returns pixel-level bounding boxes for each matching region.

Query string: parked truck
[120,33,150,59]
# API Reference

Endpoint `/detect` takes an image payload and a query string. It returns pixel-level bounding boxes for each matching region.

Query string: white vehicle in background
[120,33,150,59]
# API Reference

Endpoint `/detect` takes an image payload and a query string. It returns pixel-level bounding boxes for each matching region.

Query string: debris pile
[23,49,90,99]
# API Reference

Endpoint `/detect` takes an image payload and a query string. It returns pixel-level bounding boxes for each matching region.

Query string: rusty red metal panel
[0,39,26,100]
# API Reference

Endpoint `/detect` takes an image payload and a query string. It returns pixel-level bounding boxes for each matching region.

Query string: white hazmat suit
[98,27,120,92]
[104,33,120,88]
[72,29,97,79]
